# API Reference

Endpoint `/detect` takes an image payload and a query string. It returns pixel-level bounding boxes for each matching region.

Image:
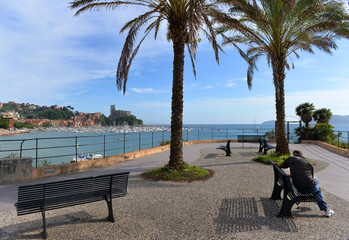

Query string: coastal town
[0,101,158,136]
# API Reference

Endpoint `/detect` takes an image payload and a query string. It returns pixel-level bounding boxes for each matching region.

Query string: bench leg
[278,198,295,217]
[225,149,231,156]
[270,182,283,200]
[40,208,47,239]
[104,196,115,222]
[263,148,268,155]
[258,145,263,153]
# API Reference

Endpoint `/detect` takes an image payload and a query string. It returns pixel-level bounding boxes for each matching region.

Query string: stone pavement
[0,142,348,239]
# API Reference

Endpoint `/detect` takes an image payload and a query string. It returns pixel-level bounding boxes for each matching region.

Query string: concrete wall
[0,157,32,183]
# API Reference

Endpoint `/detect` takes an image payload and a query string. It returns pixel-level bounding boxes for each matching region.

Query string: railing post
[162,131,164,143]
[20,140,26,158]
[299,120,302,142]
[103,135,106,157]
[242,129,244,149]
[35,138,38,168]
[75,136,78,162]
[139,132,141,151]
[198,129,200,141]
[152,132,154,148]
[212,128,213,140]
[123,133,126,154]
[226,129,228,140]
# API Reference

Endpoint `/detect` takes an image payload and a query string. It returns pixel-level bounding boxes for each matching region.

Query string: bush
[253,152,288,165]
[13,122,34,129]
[0,118,10,129]
[159,140,170,146]
[265,130,275,141]
[295,123,336,142]
[253,152,314,165]
[144,162,211,181]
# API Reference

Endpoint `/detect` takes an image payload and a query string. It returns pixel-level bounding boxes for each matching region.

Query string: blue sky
[1,0,349,125]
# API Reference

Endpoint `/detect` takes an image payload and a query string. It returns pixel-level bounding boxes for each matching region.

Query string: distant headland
[261,115,349,125]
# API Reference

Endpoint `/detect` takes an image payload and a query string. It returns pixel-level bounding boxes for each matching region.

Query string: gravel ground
[1,148,348,240]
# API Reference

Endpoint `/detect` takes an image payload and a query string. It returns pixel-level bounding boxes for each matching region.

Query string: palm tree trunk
[272,57,290,156]
[168,25,186,170]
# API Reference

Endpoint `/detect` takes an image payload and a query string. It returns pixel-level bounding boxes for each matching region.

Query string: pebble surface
[1,147,348,240]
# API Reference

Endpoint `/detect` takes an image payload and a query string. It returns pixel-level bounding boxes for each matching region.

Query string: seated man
[272,150,334,217]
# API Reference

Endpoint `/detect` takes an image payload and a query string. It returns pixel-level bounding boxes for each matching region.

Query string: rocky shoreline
[0,129,31,136]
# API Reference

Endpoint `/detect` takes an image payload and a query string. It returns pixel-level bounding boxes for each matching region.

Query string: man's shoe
[324,209,334,217]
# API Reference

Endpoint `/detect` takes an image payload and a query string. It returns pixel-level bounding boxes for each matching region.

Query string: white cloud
[131,88,154,93]
[202,85,213,90]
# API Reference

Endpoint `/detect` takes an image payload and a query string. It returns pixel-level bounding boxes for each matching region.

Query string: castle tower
[110,105,116,115]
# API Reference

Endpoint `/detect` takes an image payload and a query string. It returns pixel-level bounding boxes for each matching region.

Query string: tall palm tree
[70,0,220,169]
[295,102,315,127]
[214,0,349,155]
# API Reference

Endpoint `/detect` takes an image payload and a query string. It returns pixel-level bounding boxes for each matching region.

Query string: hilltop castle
[109,105,131,119]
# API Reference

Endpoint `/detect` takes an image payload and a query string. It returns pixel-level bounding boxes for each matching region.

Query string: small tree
[0,118,10,129]
[313,108,333,124]
[295,102,315,127]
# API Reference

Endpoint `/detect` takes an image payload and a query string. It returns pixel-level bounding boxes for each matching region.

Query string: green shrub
[159,140,170,146]
[265,130,275,141]
[13,122,34,129]
[0,118,10,129]
[253,152,288,165]
[4,153,19,158]
[144,162,210,181]
[295,123,336,142]
[253,152,314,165]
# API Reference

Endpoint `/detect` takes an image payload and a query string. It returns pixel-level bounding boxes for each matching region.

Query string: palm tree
[214,0,349,155]
[70,0,220,169]
[295,102,315,127]
[313,108,333,124]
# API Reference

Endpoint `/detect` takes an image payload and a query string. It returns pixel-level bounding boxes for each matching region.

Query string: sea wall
[32,139,230,179]
[0,157,32,183]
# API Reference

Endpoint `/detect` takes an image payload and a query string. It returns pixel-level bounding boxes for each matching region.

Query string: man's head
[293,150,303,156]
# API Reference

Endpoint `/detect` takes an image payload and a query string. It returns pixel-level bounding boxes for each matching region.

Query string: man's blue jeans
[299,178,328,211]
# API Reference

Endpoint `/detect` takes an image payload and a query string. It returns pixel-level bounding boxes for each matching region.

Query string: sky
[1,0,349,125]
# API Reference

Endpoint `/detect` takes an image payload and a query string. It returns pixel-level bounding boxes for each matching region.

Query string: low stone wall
[32,139,228,179]
[0,157,32,183]
[301,140,349,157]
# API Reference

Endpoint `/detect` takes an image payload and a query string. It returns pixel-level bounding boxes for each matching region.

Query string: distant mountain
[261,115,349,125]
[330,115,349,124]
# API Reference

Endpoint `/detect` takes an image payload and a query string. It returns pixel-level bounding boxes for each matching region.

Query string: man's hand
[272,162,282,168]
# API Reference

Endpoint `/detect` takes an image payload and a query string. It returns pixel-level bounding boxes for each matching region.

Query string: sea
[1,123,348,167]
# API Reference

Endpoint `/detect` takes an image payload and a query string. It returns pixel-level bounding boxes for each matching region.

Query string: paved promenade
[0,142,348,239]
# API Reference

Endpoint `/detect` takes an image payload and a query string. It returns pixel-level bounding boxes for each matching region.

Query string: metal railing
[326,130,349,149]
[0,127,278,167]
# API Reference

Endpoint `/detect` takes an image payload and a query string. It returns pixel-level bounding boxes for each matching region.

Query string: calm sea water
[1,123,348,166]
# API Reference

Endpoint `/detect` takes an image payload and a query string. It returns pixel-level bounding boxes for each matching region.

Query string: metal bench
[15,172,130,239]
[216,140,231,156]
[262,139,275,155]
[269,162,326,217]
[237,135,261,142]
[258,137,264,153]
